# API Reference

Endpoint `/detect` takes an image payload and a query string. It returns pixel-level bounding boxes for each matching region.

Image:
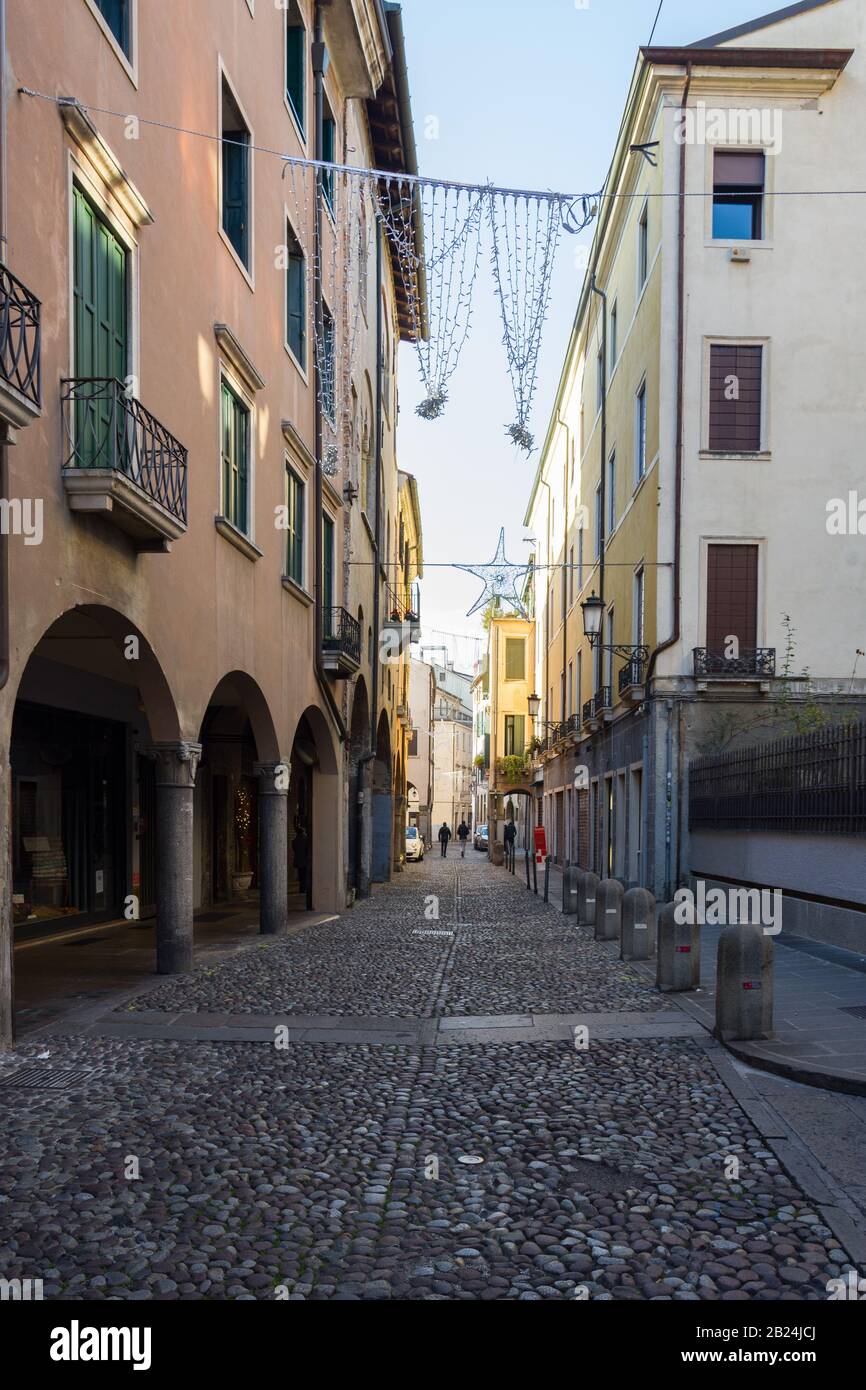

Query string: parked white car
[405,826,424,862]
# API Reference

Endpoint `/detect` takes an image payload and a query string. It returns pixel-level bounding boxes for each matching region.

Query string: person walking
[457,820,470,858]
[438,822,452,858]
[503,818,517,870]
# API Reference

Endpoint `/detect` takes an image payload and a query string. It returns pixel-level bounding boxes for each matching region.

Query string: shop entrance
[11,703,127,932]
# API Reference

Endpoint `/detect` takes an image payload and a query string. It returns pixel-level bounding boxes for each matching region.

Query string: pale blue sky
[396,0,788,671]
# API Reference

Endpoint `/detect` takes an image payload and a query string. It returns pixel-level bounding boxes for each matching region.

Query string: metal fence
[689,720,866,835]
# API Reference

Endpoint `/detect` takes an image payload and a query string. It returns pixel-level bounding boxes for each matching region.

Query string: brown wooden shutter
[709,344,762,451]
[706,544,758,654]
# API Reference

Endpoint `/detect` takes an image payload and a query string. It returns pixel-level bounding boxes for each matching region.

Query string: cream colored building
[525,0,866,918]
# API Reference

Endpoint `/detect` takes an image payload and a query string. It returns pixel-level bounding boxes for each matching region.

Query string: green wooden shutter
[322,514,335,633]
[73,185,128,468]
[96,0,130,55]
[286,468,304,584]
[222,85,250,266]
[322,117,335,210]
[287,236,305,367]
[221,382,249,533]
[286,23,305,130]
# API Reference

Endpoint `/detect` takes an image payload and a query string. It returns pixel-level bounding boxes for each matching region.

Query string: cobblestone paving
[126,857,672,1018]
[0,857,856,1300]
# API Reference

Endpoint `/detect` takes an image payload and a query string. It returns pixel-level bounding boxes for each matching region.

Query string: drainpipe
[312,3,347,745]
[558,407,570,724]
[355,221,385,896]
[537,477,552,726]
[0,0,9,695]
[646,62,691,683]
[590,275,608,623]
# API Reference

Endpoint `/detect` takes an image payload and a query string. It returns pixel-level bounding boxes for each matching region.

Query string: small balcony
[593,686,613,721]
[693,648,776,687]
[383,582,421,647]
[551,714,581,746]
[618,658,646,702]
[61,378,187,550]
[322,606,361,678]
[0,263,41,429]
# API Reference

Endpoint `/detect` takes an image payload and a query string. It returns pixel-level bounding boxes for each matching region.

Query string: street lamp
[581,590,649,665]
[580,592,604,646]
[527,692,541,719]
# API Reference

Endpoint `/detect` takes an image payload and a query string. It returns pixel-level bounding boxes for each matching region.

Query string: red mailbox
[533,826,547,864]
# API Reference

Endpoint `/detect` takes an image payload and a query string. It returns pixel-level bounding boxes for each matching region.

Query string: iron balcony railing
[618,658,645,694]
[323,606,361,665]
[582,698,594,724]
[433,705,472,725]
[0,262,41,409]
[693,647,776,678]
[592,686,612,717]
[385,581,420,624]
[552,714,581,743]
[61,378,188,525]
[690,720,866,835]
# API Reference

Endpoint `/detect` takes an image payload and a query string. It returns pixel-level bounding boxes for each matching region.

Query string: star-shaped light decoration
[456,527,529,619]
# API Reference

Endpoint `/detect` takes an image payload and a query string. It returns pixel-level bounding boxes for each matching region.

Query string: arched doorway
[392,750,405,872]
[6,604,180,1031]
[196,672,281,922]
[371,710,392,882]
[289,705,340,912]
[347,678,370,896]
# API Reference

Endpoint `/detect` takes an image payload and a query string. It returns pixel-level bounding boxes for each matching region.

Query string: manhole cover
[840,1005,866,1020]
[0,1065,97,1090]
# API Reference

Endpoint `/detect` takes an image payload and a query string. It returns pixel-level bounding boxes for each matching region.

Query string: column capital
[254,760,291,796]
[148,741,203,788]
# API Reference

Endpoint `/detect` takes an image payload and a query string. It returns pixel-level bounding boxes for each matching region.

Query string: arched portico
[3,603,182,1040]
[289,704,341,913]
[347,678,370,897]
[196,672,286,948]
[371,711,392,883]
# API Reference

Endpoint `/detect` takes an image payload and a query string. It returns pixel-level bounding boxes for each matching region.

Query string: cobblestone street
[0,857,862,1301]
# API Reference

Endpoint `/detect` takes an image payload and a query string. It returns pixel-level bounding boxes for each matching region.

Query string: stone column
[151,742,201,975]
[255,761,289,935]
[0,744,13,1050]
[356,761,373,899]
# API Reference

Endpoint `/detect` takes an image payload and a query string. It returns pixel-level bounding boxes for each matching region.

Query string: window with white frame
[635,379,647,481]
[637,199,649,289]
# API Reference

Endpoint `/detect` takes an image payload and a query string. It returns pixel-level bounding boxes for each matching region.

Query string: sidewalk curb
[626,945,866,1099]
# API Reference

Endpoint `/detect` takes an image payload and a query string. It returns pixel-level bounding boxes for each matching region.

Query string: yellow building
[483,614,535,852]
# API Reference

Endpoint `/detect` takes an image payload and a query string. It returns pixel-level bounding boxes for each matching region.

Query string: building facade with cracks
[0,0,424,1045]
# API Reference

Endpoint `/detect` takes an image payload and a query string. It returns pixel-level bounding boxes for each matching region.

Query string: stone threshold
[72,1007,703,1047]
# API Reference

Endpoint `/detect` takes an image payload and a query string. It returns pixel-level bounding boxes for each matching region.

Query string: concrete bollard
[491,841,505,867]
[577,871,600,927]
[656,902,699,991]
[595,879,623,942]
[621,887,656,961]
[562,866,581,915]
[715,922,774,1041]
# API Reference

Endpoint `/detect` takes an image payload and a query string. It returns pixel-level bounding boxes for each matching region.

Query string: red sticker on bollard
[743,981,762,990]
